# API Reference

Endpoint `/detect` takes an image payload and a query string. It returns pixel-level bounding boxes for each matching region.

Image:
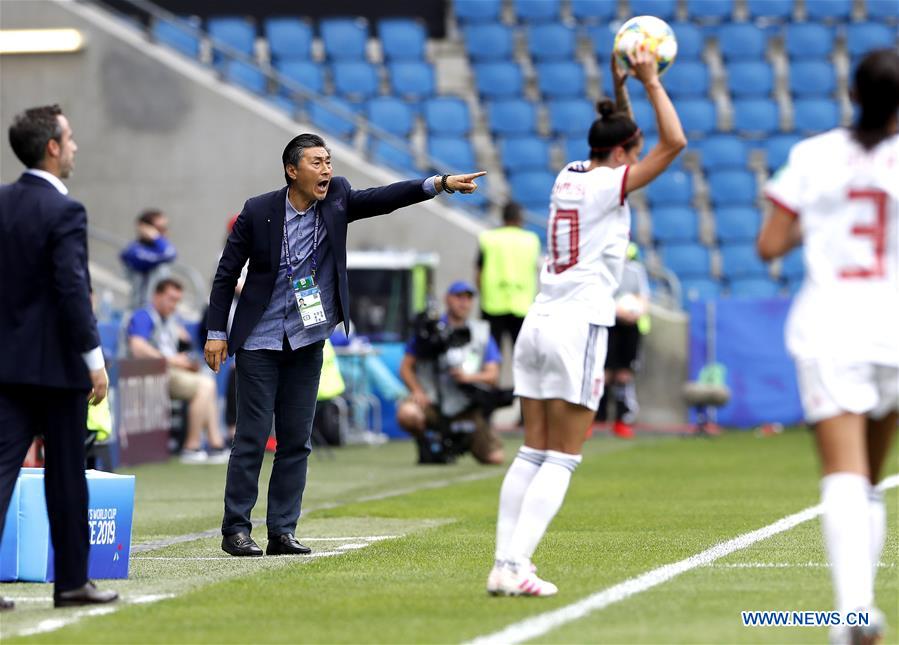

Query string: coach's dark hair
[137,209,164,226]
[282,133,329,184]
[588,100,641,162]
[502,201,523,224]
[8,104,64,169]
[154,277,183,294]
[852,49,899,151]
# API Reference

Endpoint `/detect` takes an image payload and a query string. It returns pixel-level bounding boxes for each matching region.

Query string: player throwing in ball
[487,45,686,597]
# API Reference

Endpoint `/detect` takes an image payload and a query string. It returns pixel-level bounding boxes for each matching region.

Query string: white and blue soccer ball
[613,15,678,77]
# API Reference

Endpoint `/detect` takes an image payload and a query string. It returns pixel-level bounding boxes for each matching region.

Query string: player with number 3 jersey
[758,49,899,645]
[487,45,686,597]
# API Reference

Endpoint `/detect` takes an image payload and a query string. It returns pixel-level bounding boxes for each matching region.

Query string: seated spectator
[127,278,228,464]
[120,209,177,310]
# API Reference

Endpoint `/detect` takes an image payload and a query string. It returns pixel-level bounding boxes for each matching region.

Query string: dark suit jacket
[0,173,100,390]
[208,176,433,355]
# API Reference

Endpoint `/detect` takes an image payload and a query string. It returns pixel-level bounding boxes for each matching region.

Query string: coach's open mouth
[315,179,329,195]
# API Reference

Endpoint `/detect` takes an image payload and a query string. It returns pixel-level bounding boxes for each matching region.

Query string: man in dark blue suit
[0,105,118,609]
[205,133,484,556]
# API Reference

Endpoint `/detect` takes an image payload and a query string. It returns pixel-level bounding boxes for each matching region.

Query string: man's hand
[88,367,109,406]
[449,367,475,385]
[204,339,228,373]
[444,171,487,194]
[410,388,431,409]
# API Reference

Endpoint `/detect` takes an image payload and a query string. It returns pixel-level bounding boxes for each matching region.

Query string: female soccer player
[487,46,686,596]
[758,49,898,643]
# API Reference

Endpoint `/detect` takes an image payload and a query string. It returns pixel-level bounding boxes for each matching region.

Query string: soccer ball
[613,16,678,77]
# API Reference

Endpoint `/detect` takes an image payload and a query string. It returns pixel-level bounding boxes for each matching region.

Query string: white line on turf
[467,474,899,645]
[708,562,895,569]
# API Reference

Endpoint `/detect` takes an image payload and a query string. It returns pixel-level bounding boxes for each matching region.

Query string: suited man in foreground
[0,105,118,609]
[205,133,484,556]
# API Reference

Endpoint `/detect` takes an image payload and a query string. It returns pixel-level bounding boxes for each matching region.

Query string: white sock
[507,450,582,564]
[495,446,546,562]
[821,473,874,613]
[868,488,886,583]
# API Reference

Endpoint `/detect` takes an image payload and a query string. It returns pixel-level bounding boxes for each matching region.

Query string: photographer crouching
[397,281,508,465]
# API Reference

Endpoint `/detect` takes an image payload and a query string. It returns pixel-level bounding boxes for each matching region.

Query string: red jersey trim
[620,165,630,206]
[765,193,800,218]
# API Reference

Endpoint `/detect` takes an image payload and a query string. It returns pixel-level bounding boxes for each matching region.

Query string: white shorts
[513,311,608,411]
[795,359,899,424]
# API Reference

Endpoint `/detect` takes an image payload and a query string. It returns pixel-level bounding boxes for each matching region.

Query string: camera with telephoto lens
[412,312,472,360]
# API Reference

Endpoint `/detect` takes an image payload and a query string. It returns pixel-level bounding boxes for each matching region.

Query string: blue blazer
[207,176,433,354]
[0,173,100,390]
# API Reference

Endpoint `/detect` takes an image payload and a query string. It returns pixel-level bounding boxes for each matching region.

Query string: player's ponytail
[588,99,641,162]
[851,49,899,151]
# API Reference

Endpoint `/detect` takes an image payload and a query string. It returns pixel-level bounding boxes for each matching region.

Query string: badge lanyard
[282,204,328,327]
[282,206,319,283]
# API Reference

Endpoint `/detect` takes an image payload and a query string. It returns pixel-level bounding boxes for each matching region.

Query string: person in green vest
[312,339,346,446]
[476,202,541,351]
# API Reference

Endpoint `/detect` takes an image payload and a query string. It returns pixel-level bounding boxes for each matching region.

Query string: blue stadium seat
[780,248,805,280]
[645,170,694,206]
[388,62,435,102]
[659,243,712,278]
[732,99,780,136]
[563,137,589,162]
[570,0,617,23]
[686,0,733,22]
[793,98,840,133]
[846,23,896,58]
[867,0,899,20]
[224,60,267,94]
[585,24,617,61]
[678,98,718,137]
[548,99,594,137]
[789,61,837,97]
[463,23,514,61]
[681,277,721,302]
[454,0,502,23]
[717,23,767,60]
[498,137,552,172]
[474,62,524,99]
[727,62,774,98]
[276,61,324,94]
[378,19,426,61]
[729,277,781,298]
[720,243,770,279]
[428,137,477,172]
[320,18,369,61]
[662,62,710,98]
[805,0,852,21]
[309,98,356,140]
[764,133,802,170]
[423,97,471,135]
[371,139,416,174]
[508,171,556,213]
[366,97,414,137]
[487,99,538,136]
[784,23,834,60]
[152,17,201,59]
[630,0,678,19]
[208,17,256,59]
[651,207,700,243]
[268,94,299,117]
[512,0,560,23]
[715,206,761,243]
[332,62,379,102]
[265,18,312,62]
[631,100,658,134]
[536,62,586,98]
[669,22,704,60]
[708,169,757,206]
[746,0,794,20]
[528,23,576,62]
[698,135,750,170]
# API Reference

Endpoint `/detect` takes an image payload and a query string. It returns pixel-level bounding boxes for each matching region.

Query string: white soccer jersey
[765,129,899,366]
[533,162,631,326]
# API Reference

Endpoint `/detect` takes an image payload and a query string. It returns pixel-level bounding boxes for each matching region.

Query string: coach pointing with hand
[205,132,484,557]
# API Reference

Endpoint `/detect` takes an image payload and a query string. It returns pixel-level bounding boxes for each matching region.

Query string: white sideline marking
[709,562,895,569]
[468,474,899,645]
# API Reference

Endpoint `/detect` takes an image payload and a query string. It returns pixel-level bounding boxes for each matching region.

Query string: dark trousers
[0,385,89,592]
[222,340,324,537]
[482,312,525,347]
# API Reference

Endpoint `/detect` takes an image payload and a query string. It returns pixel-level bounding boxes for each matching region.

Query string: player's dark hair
[502,201,523,224]
[154,278,183,294]
[851,49,899,151]
[137,209,164,226]
[282,133,329,184]
[8,104,64,169]
[588,100,641,162]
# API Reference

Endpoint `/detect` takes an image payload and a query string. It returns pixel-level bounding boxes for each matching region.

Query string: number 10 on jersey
[550,209,579,274]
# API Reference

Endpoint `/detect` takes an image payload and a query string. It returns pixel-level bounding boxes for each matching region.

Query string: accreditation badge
[292,275,328,327]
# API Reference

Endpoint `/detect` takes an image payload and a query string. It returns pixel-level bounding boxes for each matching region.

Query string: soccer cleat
[497,560,558,597]
[829,607,885,645]
[486,562,504,596]
[612,421,635,439]
[179,449,208,464]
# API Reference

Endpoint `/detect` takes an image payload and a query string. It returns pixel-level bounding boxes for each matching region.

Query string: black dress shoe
[222,531,263,557]
[53,581,118,608]
[266,533,312,555]
[0,596,13,611]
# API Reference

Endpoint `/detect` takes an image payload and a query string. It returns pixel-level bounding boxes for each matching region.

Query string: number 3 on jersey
[549,209,579,274]
[841,189,888,279]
